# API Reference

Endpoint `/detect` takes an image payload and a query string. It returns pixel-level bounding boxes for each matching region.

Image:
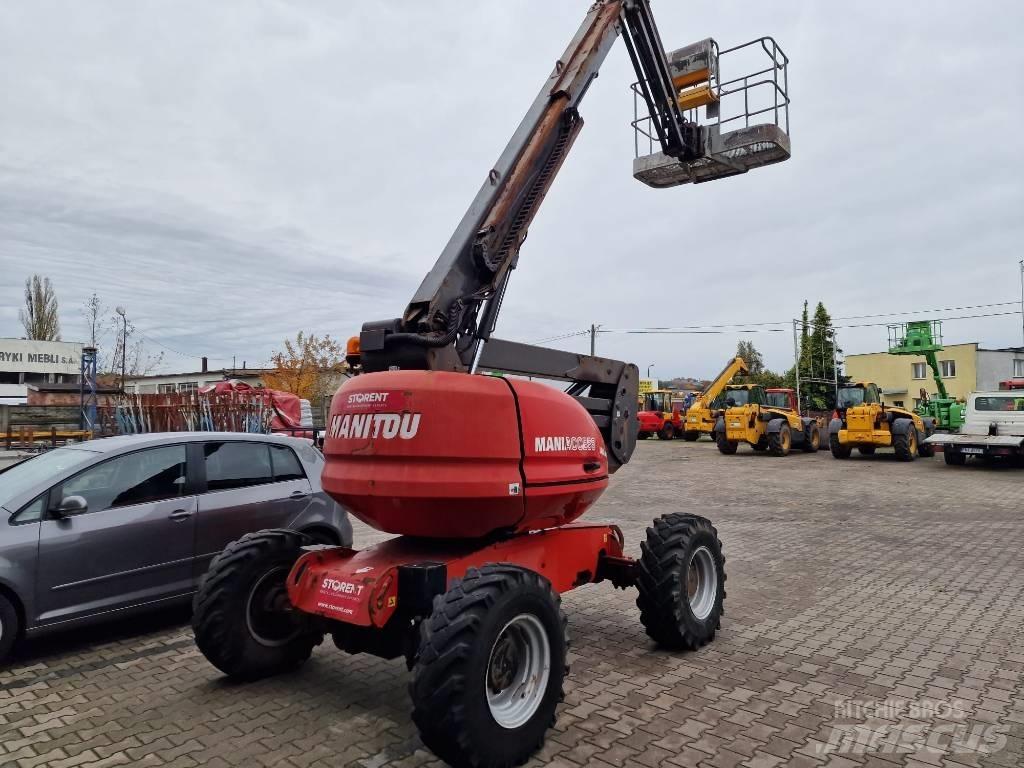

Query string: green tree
[20,275,61,340]
[799,301,840,410]
[736,339,765,375]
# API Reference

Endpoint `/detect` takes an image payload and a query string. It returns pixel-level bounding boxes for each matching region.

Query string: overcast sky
[1,1,1022,379]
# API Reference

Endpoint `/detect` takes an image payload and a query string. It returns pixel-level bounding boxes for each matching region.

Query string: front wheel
[768,424,792,456]
[410,565,567,768]
[681,430,700,442]
[0,593,19,663]
[716,431,738,455]
[657,424,675,440]
[830,434,851,459]
[802,425,821,453]
[893,421,917,462]
[192,529,321,681]
[944,449,967,466]
[636,514,726,650]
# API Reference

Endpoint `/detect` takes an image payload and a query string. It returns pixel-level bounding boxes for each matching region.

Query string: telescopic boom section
[359,0,700,377]
[357,0,705,470]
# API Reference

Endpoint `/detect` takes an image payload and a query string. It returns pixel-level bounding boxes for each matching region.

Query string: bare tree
[20,275,61,341]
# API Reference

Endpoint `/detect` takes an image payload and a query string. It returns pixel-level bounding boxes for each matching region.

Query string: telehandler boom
[680,355,748,440]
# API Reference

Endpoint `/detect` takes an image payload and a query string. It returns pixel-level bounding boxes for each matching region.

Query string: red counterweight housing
[321,370,609,539]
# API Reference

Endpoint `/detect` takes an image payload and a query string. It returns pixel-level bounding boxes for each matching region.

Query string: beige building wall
[844,342,978,408]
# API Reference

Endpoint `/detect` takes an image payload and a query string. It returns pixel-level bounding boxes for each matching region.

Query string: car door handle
[168,509,194,522]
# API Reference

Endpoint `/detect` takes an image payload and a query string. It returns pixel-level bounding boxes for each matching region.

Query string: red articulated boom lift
[193,3,791,766]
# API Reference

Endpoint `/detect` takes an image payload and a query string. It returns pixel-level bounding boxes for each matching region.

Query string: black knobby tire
[751,440,768,452]
[638,432,650,440]
[858,446,876,456]
[830,434,851,459]
[768,423,791,457]
[636,514,726,651]
[716,431,738,455]
[682,430,700,442]
[0,593,19,662]
[918,440,936,458]
[892,420,917,462]
[410,564,568,768]
[944,449,967,466]
[192,529,320,681]
[802,425,820,453]
[657,423,675,441]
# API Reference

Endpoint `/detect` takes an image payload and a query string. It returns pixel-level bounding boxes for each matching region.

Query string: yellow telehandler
[828,382,935,461]
[714,384,821,456]
[679,356,749,441]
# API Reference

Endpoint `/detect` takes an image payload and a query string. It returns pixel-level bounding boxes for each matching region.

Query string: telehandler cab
[829,382,936,460]
[714,384,821,456]
[192,3,791,765]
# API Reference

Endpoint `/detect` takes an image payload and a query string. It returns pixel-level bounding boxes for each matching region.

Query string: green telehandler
[888,320,965,431]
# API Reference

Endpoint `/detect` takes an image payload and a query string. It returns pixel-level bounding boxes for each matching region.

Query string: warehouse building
[845,343,1024,409]
[0,338,83,404]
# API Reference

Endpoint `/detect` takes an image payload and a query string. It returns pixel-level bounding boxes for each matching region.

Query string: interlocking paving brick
[1,444,1022,767]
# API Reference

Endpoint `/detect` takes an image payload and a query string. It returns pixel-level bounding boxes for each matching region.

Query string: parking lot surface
[1,441,1021,768]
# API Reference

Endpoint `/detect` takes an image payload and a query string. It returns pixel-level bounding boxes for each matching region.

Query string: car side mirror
[51,495,88,518]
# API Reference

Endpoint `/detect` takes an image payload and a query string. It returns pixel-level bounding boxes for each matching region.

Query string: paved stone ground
[1,441,1022,768]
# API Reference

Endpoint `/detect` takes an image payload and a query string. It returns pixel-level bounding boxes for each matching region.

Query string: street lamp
[115,306,127,392]
[647,364,654,378]
[1019,259,1023,348]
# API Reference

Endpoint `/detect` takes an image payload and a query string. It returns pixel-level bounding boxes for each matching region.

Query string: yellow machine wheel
[768,424,791,457]
[892,420,917,462]
[829,434,851,459]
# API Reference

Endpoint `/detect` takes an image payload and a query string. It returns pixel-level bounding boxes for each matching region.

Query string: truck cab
[925,391,1024,465]
[638,389,683,440]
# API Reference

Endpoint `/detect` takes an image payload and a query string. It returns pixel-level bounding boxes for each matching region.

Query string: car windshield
[765,392,790,408]
[723,389,750,407]
[838,387,866,407]
[0,447,97,509]
[975,396,1024,412]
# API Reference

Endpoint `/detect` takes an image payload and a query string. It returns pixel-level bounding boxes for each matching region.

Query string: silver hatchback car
[0,432,352,661]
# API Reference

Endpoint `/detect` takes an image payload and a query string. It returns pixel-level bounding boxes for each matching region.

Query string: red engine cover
[321,371,608,539]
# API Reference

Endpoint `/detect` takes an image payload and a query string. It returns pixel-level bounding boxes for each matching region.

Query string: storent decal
[329,412,421,440]
[534,435,597,452]
[347,392,389,405]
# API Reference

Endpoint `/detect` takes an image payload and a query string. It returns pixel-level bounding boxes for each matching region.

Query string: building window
[124,385,135,394]
[178,382,198,393]
[158,383,177,394]
[911,363,927,379]
[1015,359,1024,378]
[940,360,956,378]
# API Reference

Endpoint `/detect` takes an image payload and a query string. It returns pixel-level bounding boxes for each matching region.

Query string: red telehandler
[193,3,791,765]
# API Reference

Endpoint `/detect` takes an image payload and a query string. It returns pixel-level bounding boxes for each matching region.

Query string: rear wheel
[893,421,917,461]
[682,430,700,442]
[802,425,820,453]
[636,514,726,650]
[944,449,967,466]
[768,424,791,456]
[830,434,851,459]
[0,593,19,662]
[858,446,876,456]
[716,431,738,455]
[410,565,567,768]
[657,423,675,440]
[192,529,321,681]
[918,440,935,458]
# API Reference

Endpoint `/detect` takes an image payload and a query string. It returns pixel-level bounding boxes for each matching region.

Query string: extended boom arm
[358,0,705,469]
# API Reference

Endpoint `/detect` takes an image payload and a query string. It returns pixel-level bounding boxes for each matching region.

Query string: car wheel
[0,593,20,663]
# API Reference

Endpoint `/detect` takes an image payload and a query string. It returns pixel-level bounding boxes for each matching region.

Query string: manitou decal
[533,435,597,452]
[329,412,421,440]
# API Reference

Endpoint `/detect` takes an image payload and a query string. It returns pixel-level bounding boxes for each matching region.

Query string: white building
[0,338,84,402]
[125,357,269,394]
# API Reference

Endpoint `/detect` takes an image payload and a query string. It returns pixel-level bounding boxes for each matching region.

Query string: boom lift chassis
[193,3,790,766]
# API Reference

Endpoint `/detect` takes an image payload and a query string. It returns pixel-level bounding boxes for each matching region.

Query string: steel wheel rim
[686,546,718,621]
[486,613,551,729]
[246,566,300,648]
[781,429,791,451]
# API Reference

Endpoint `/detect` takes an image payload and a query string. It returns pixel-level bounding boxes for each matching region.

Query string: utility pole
[115,306,128,393]
[589,324,598,356]
[1019,259,1023,347]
